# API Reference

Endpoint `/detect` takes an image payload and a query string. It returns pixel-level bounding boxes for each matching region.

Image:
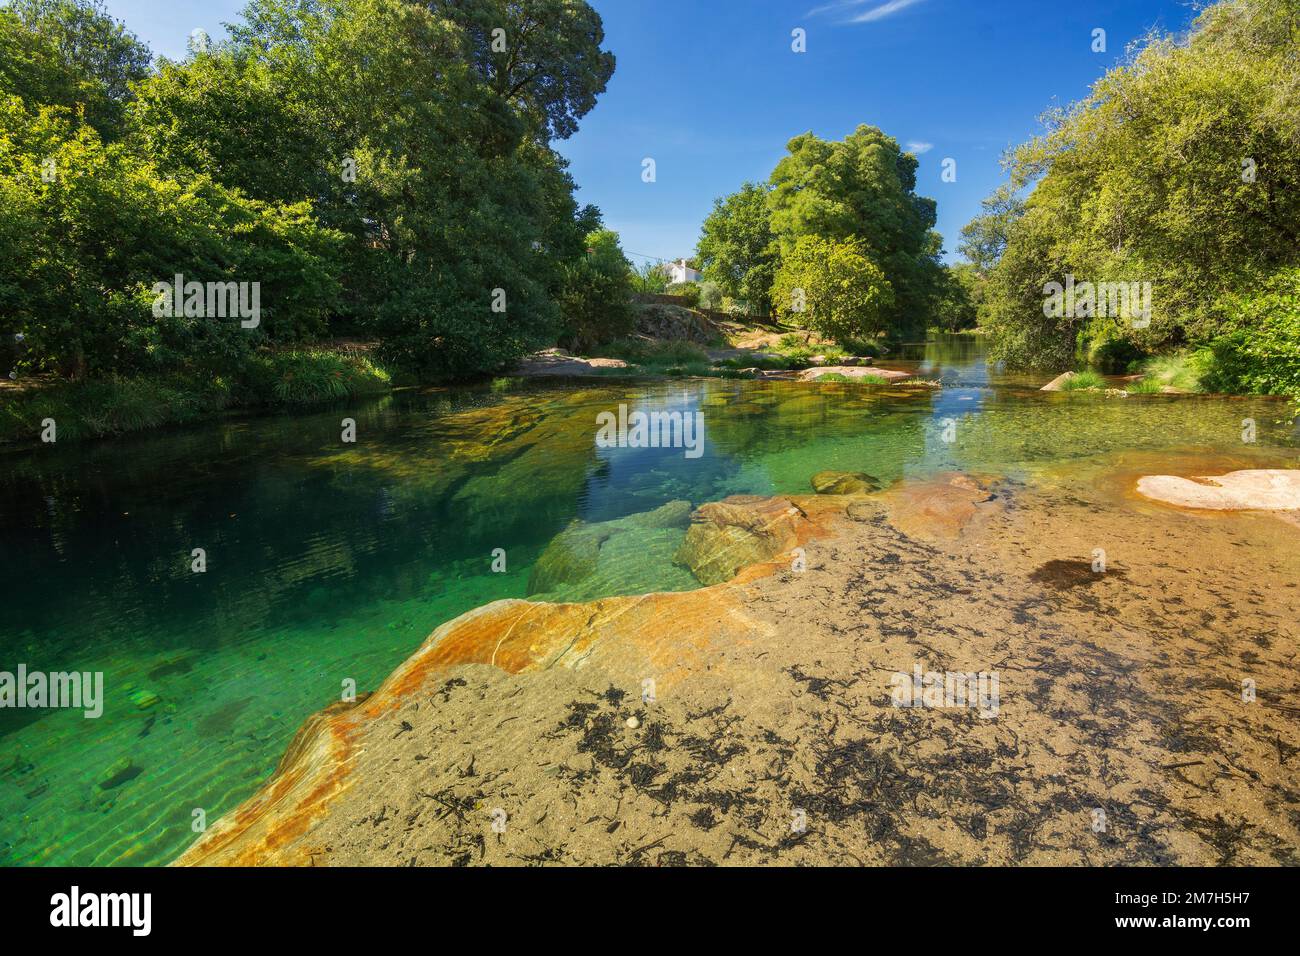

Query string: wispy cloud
[807,0,927,24]
[906,141,934,154]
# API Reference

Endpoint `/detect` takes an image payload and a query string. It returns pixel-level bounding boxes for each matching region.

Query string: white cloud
[806,0,872,15]
[843,0,928,24]
[906,141,934,154]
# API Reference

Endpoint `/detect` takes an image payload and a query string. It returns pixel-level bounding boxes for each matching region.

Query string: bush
[0,350,391,443]
[771,235,895,343]
[597,338,709,366]
[1199,269,1300,400]
[697,281,724,310]
[1060,370,1107,391]
[665,282,701,308]
[1125,376,1164,394]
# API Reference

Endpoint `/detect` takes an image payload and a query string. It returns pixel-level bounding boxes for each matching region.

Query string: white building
[664,258,703,285]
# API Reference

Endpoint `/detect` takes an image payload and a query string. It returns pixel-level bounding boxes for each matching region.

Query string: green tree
[0,96,343,377]
[0,0,149,136]
[556,227,635,351]
[767,125,942,337]
[975,0,1300,368]
[696,181,777,315]
[127,0,616,378]
[771,235,895,344]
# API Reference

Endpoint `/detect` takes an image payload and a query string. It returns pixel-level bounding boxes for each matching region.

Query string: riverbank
[5,338,1297,866]
[0,348,391,446]
[175,464,1300,866]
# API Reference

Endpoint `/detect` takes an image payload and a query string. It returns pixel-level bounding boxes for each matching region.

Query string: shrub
[1199,269,1300,400]
[697,281,724,310]
[1060,370,1107,391]
[1125,376,1164,394]
[665,282,701,308]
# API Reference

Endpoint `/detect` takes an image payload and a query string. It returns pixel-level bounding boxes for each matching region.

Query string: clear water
[1,336,1296,865]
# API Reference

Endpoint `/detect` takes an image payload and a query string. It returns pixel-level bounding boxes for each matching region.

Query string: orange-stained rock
[173,494,842,867]
[879,472,1000,541]
[673,495,807,585]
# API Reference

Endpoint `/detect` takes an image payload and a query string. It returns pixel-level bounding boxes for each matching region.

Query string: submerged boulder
[527,500,693,597]
[799,366,911,383]
[880,473,1000,541]
[810,471,881,495]
[673,495,805,585]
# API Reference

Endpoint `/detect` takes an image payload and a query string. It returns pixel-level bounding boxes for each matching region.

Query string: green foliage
[631,261,669,294]
[771,235,895,344]
[976,0,1300,369]
[0,96,345,377]
[2,0,617,394]
[665,282,701,307]
[0,350,390,443]
[697,280,723,310]
[933,263,981,331]
[1059,370,1108,391]
[0,0,150,136]
[1199,267,1300,399]
[555,228,635,352]
[767,125,942,337]
[261,350,390,404]
[697,181,778,314]
[1125,376,1165,394]
[596,338,709,366]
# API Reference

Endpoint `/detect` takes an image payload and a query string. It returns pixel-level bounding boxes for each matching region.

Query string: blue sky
[102,0,1200,264]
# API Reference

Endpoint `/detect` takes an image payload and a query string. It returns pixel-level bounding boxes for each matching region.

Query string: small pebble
[625,716,640,729]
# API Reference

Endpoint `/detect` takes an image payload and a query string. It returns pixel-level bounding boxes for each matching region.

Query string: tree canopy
[971,0,1300,370]
[697,124,944,340]
[1,0,617,381]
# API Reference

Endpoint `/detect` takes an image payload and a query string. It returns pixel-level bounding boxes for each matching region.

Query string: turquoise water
[1,336,1296,865]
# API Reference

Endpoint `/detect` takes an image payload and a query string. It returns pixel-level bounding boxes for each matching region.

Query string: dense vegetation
[963,0,1300,397]
[1,0,619,409]
[696,125,948,345]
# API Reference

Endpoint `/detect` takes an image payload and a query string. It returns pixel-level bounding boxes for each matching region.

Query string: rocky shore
[175,470,1300,866]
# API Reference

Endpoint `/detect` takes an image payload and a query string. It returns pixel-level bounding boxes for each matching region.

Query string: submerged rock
[526,500,693,597]
[799,366,912,383]
[810,471,881,495]
[1136,469,1300,511]
[880,473,1000,541]
[98,758,141,791]
[172,496,840,866]
[673,496,806,586]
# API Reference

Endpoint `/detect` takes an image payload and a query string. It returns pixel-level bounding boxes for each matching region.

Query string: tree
[767,124,943,337]
[770,236,895,344]
[975,0,1300,368]
[696,181,777,315]
[958,183,1025,276]
[933,263,981,331]
[556,228,634,351]
[0,96,343,378]
[128,0,616,378]
[0,0,150,136]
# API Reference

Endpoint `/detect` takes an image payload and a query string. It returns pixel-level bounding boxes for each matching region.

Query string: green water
[1,336,1296,865]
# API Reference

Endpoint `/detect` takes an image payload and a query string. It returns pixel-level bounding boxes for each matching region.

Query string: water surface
[1,335,1295,865]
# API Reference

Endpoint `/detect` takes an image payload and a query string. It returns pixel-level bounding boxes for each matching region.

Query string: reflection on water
[0,335,1295,865]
